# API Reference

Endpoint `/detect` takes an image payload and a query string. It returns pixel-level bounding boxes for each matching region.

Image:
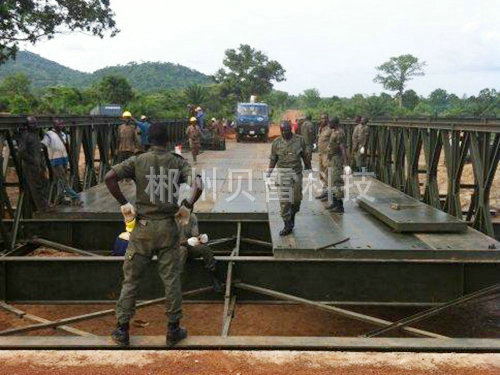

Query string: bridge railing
[0,115,187,221]
[340,118,499,237]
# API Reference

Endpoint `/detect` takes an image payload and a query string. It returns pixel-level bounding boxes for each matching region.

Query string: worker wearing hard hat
[185,117,202,162]
[116,111,140,164]
[195,106,204,129]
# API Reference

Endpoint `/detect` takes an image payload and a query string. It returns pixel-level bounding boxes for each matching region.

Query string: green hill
[0,51,212,91]
[93,61,212,91]
[0,51,90,88]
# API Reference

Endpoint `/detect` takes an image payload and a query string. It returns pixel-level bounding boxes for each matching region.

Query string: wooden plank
[0,336,498,352]
[357,178,467,233]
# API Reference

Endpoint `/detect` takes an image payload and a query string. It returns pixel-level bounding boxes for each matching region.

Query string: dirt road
[0,350,498,375]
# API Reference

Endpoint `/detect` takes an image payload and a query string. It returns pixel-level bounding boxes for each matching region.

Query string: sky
[24,0,500,97]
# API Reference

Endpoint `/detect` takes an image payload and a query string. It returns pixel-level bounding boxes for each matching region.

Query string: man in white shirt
[42,120,80,205]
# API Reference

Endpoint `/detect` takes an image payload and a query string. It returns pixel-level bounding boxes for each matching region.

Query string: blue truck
[235,102,270,142]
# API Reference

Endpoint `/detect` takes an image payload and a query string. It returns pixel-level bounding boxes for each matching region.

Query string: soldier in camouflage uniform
[315,113,332,200]
[104,122,203,347]
[18,116,49,211]
[300,114,315,168]
[326,117,351,213]
[267,121,311,236]
[352,117,369,172]
[185,117,202,162]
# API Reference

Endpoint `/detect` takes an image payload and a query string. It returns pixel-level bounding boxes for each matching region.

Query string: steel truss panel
[1,257,498,304]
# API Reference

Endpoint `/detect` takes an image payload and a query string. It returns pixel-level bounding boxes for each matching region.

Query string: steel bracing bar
[363,283,499,338]
[221,296,237,337]
[0,286,213,336]
[9,192,23,250]
[234,282,447,339]
[222,222,241,329]
[0,301,94,337]
[240,237,273,248]
[29,237,98,257]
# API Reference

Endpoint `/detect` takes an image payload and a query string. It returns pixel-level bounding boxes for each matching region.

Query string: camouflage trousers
[180,244,216,272]
[354,152,367,172]
[116,217,183,324]
[188,139,200,161]
[328,155,344,199]
[319,152,329,187]
[277,172,303,222]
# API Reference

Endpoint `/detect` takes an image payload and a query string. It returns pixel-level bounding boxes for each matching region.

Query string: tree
[214,44,286,101]
[428,88,451,116]
[471,88,499,117]
[95,75,134,104]
[402,89,419,110]
[264,90,289,111]
[374,54,426,107]
[362,94,394,118]
[0,73,35,112]
[0,72,32,97]
[300,88,321,108]
[0,0,118,64]
[38,86,87,114]
[184,84,207,106]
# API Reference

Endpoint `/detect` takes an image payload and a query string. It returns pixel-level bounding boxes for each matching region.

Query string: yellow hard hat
[122,111,132,118]
[189,117,197,123]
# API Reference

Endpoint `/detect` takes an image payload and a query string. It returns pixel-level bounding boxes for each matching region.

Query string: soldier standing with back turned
[267,121,311,236]
[104,122,203,347]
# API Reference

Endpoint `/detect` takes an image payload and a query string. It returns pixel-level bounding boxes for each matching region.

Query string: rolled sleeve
[112,156,136,180]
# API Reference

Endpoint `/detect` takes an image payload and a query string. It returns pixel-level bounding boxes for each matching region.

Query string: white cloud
[23,0,500,96]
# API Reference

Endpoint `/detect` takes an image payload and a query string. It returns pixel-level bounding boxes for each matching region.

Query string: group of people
[116,111,151,162]
[269,114,369,236]
[17,112,152,212]
[17,111,369,347]
[18,116,80,211]
[185,115,226,162]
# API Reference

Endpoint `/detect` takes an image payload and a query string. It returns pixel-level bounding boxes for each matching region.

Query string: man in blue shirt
[134,115,150,151]
[195,107,204,129]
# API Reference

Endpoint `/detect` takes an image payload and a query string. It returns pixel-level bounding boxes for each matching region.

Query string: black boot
[111,322,130,346]
[330,199,344,213]
[291,208,298,228]
[325,198,338,211]
[279,220,294,236]
[167,321,188,346]
[209,269,223,294]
